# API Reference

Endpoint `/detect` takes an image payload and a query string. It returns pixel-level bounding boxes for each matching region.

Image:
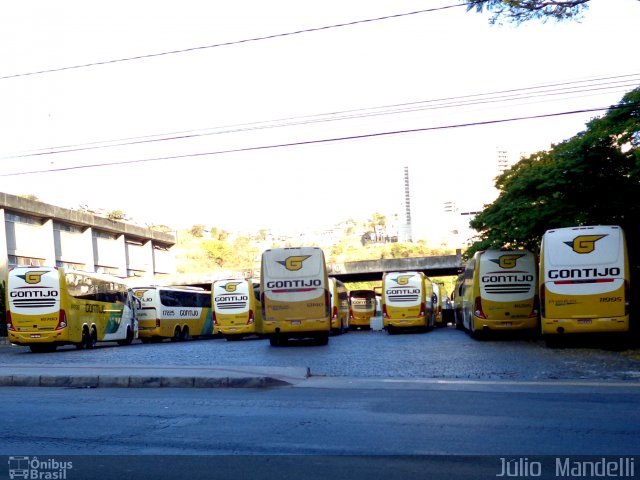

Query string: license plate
[30,334,41,338]
[291,320,301,325]
[578,319,592,324]
[501,322,512,327]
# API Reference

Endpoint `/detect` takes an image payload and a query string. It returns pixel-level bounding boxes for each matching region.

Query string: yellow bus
[260,246,331,346]
[349,289,377,330]
[461,249,538,339]
[132,286,213,342]
[6,266,137,352]
[540,225,629,342]
[382,271,430,334]
[432,282,443,327]
[328,277,350,335]
[452,273,464,330]
[212,278,261,341]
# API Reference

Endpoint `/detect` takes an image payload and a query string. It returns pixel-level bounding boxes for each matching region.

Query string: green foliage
[201,240,234,267]
[190,224,206,238]
[107,210,126,220]
[18,194,40,201]
[465,0,590,24]
[210,227,229,241]
[469,88,640,260]
[149,224,173,233]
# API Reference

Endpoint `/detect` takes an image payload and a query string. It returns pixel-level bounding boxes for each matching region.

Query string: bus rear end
[475,249,539,332]
[261,247,330,346]
[540,225,629,337]
[132,287,161,341]
[349,289,376,330]
[7,267,65,352]
[382,271,428,333]
[213,279,258,340]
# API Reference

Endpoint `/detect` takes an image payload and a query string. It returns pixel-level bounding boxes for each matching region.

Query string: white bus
[260,246,331,346]
[540,225,629,341]
[132,286,214,342]
[212,278,261,340]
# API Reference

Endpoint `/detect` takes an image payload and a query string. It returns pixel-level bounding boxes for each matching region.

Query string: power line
[3,72,638,160]
[1,104,632,178]
[0,3,465,81]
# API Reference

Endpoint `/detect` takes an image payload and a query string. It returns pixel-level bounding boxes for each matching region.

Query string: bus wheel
[88,328,98,349]
[77,327,90,349]
[470,321,484,340]
[180,326,190,341]
[117,327,134,346]
[269,335,287,346]
[172,327,181,342]
[139,338,151,344]
[315,333,329,346]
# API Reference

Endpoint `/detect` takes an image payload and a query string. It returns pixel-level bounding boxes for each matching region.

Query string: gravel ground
[2,327,640,381]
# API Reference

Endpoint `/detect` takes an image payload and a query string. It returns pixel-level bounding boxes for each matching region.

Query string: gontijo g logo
[564,234,607,254]
[393,275,413,286]
[277,256,311,271]
[490,254,526,269]
[17,271,48,285]
[223,282,242,293]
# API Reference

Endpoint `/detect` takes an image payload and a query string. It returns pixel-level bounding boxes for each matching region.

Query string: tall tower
[399,166,413,243]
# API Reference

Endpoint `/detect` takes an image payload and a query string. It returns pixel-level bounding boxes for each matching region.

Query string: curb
[0,374,292,389]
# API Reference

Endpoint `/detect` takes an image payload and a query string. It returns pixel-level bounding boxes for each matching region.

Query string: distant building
[0,192,176,280]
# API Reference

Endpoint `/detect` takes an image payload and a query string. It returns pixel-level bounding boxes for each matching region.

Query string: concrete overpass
[327,251,463,283]
[155,251,463,288]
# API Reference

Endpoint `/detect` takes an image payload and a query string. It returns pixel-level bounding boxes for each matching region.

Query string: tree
[368,212,387,242]
[468,87,640,259]
[465,0,591,24]
[190,224,206,238]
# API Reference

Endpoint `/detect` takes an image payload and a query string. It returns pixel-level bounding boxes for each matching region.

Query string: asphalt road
[1,381,639,479]
[2,328,639,480]
[2,326,639,382]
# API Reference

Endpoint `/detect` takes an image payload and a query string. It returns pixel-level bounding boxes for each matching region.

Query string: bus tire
[315,333,329,346]
[180,326,190,341]
[172,327,181,342]
[77,326,91,349]
[269,335,287,346]
[117,327,134,346]
[139,338,152,344]
[88,328,98,349]
[470,321,484,340]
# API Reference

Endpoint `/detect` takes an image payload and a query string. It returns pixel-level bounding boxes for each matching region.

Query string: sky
[1,0,639,242]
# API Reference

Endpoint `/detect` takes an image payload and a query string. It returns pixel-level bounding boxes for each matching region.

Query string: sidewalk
[0,364,310,389]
